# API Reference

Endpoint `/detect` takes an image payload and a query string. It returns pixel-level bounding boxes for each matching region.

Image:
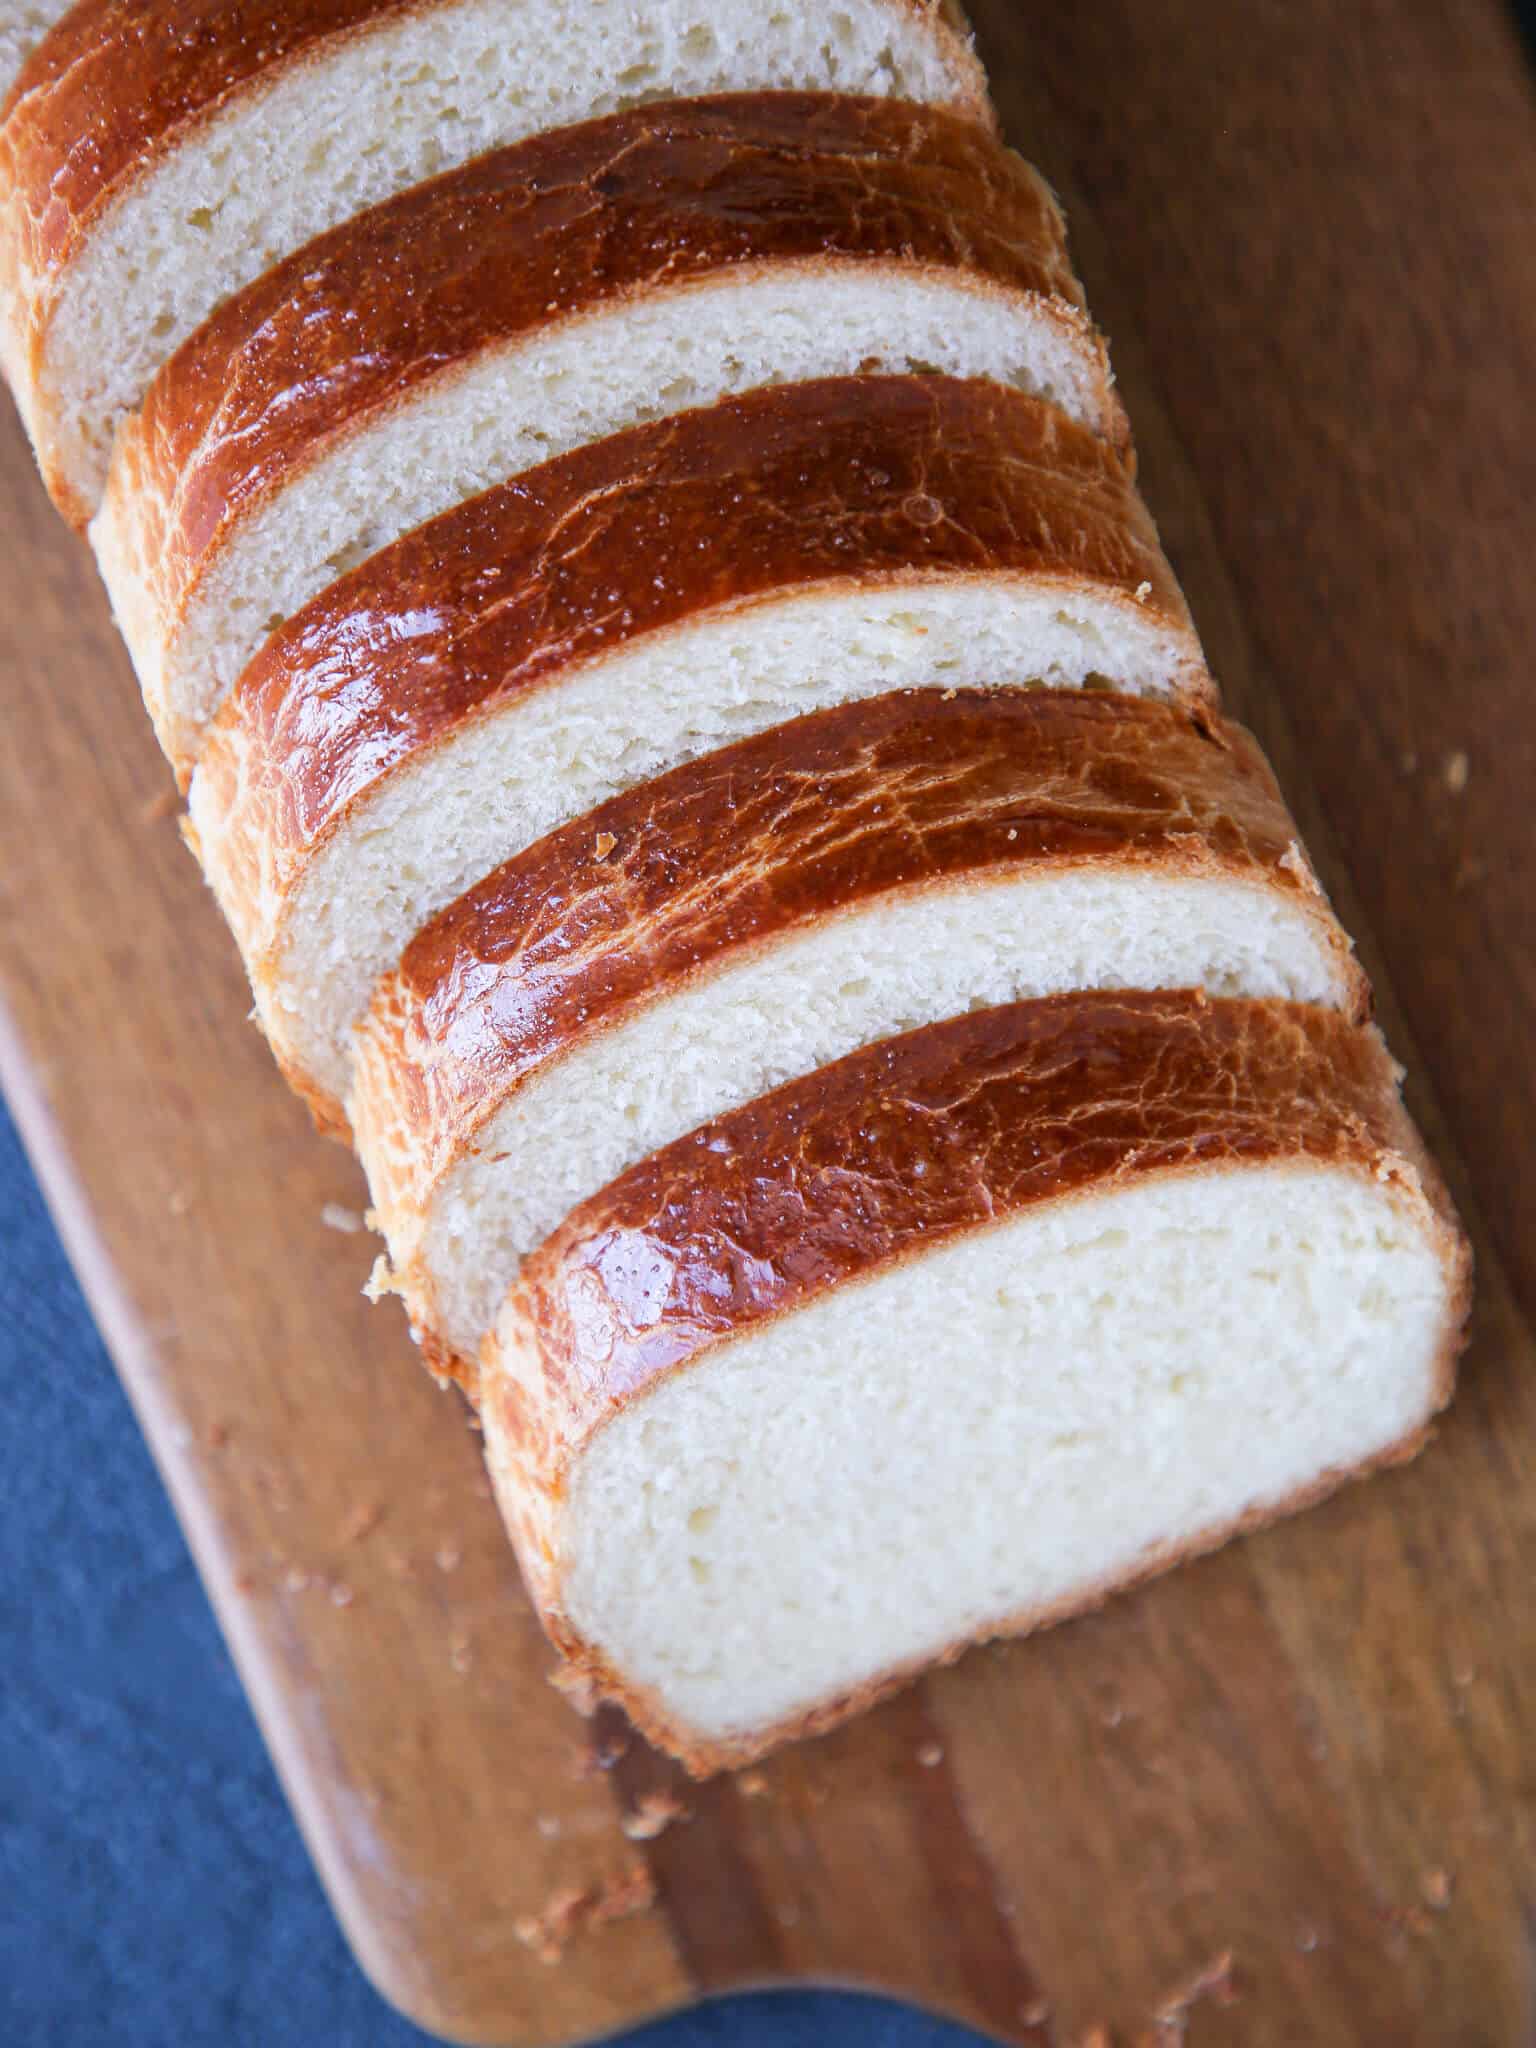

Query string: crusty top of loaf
[354,691,1363,1217]
[110,91,1110,634]
[197,373,1202,930]
[0,1,991,326]
[488,993,1469,1478]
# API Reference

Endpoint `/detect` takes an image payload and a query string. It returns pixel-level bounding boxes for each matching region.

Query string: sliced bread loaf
[481,991,1470,1773]
[351,691,1366,1381]
[93,92,1125,774]
[0,0,990,520]
[186,374,1210,1123]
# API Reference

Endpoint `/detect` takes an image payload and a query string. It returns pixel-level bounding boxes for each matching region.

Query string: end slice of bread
[92,92,1125,774]
[186,374,1212,1119]
[481,991,1470,1773]
[0,0,991,518]
[351,691,1366,1378]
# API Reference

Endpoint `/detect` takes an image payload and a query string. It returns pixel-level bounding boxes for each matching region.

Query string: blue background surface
[0,1092,984,2046]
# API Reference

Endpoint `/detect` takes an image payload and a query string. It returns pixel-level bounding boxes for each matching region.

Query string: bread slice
[0,2,70,107]
[0,0,991,520]
[187,374,1211,1123]
[93,93,1126,776]
[480,991,1470,1774]
[352,691,1367,1381]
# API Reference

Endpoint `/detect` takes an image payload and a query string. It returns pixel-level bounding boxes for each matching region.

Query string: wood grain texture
[0,2,1532,2043]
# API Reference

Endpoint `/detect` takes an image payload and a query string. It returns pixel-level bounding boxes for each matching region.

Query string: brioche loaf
[481,991,1470,1772]
[0,0,990,519]
[93,92,1127,774]
[187,374,1209,1122]
[0,6,1467,1787]
[351,691,1366,1380]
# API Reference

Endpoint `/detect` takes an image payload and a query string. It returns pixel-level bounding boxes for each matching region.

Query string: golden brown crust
[104,91,1118,686]
[195,374,1207,982]
[481,991,1470,1771]
[351,691,1366,1351]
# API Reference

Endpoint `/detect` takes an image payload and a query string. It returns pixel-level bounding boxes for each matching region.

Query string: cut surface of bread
[481,992,1470,1773]
[187,375,1209,1117]
[0,0,990,518]
[92,92,1125,772]
[352,691,1365,1373]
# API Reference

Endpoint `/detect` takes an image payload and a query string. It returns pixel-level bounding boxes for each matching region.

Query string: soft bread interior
[97,268,1114,752]
[199,590,1199,1102]
[39,0,985,508]
[392,870,1360,1357]
[523,1165,1450,1753]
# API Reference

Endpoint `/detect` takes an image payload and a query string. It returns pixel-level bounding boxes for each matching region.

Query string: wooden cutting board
[3,3,1534,2041]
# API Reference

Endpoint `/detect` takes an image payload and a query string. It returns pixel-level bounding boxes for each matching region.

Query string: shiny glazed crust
[194,374,1207,1012]
[0,0,993,517]
[480,991,1472,1772]
[101,90,1122,704]
[352,690,1367,1367]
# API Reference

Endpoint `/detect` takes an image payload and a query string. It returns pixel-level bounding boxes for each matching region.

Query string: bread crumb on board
[736,1769,770,1799]
[1443,749,1469,794]
[549,1664,601,1717]
[591,1862,655,1924]
[320,1202,366,1234]
[1421,1867,1454,1911]
[621,1789,689,1841]
[514,1885,587,1966]
[514,1862,657,1965]
[1136,1949,1237,2043]
[916,1740,944,1768]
